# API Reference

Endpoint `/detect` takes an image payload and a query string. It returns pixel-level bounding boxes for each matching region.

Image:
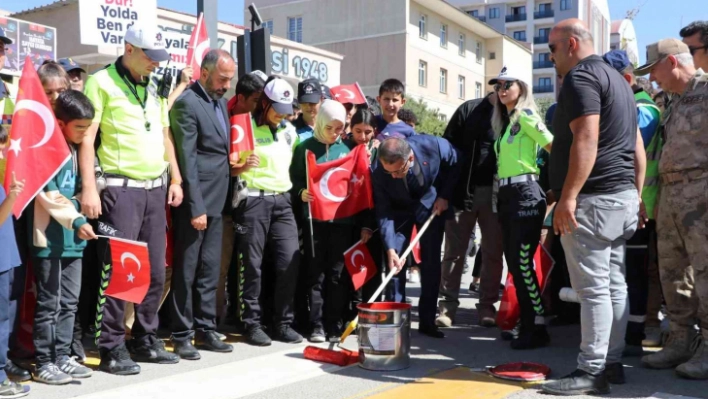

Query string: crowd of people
[0,15,706,398]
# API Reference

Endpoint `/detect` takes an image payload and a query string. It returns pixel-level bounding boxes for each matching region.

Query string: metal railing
[533,60,554,69]
[533,85,554,93]
[534,10,554,19]
[505,13,527,22]
[534,36,549,44]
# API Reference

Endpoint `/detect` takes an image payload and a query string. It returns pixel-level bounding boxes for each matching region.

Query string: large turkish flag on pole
[105,237,151,304]
[3,56,71,218]
[307,145,374,221]
[187,12,211,81]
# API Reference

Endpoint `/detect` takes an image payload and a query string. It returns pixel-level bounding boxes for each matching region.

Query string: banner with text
[79,0,157,47]
[1,18,56,76]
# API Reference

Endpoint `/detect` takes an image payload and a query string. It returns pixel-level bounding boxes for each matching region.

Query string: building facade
[611,19,639,66]
[8,0,343,93]
[250,0,532,119]
[450,0,610,99]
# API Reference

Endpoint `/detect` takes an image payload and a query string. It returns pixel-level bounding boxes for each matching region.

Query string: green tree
[535,97,555,121]
[403,97,448,136]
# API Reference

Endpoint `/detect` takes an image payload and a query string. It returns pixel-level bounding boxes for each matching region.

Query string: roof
[10,0,76,17]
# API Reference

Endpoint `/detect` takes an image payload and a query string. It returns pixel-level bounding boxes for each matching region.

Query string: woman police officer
[490,66,553,350]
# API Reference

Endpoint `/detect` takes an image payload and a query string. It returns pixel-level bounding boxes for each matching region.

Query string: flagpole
[305,150,315,257]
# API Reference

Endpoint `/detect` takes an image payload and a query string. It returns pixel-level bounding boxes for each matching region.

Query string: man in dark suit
[373,136,461,338]
[169,49,236,359]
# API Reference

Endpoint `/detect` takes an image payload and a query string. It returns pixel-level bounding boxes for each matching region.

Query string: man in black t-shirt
[542,19,646,396]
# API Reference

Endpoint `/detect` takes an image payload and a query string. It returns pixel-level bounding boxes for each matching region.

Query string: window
[539,77,552,87]
[489,52,496,60]
[475,41,482,63]
[512,6,526,15]
[440,24,447,47]
[458,75,465,99]
[489,7,500,19]
[418,60,427,87]
[458,33,466,56]
[419,14,427,39]
[560,0,571,11]
[538,28,550,38]
[263,20,274,35]
[538,52,550,62]
[513,30,526,41]
[470,10,479,17]
[475,82,482,98]
[440,68,447,94]
[539,3,552,12]
[287,17,302,43]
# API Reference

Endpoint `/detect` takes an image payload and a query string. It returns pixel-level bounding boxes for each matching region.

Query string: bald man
[543,19,646,396]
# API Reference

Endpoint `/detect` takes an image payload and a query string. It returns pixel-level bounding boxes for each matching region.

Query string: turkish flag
[344,240,377,291]
[3,57,71,218]
[410,225,422,264]
[307,145,374,221]
[496,243,555,330]
[187,12,210,81]
[229,113,255,156]
[331,83,367,105]
[105,237,151,304]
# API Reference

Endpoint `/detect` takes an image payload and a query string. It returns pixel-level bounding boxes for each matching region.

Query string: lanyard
[119,74,152,132]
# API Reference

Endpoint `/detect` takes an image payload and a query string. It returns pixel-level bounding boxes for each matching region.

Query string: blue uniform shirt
[637,106,659,150]
[0,186,21,273]
[375,116,416,141]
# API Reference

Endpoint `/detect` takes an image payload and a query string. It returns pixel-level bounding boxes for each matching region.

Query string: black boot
[604,363,626,384]
[171,339,201,361]
[542,369,610,396]
[195,331,233,353]
[99,344,141,376]
[128,339,180,364]
[511,325,550,350]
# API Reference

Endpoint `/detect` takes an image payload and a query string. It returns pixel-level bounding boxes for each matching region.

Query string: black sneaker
[171,339,201,361]
[511,326,550,350]
[309,326,326,343]
[57,356,93,379]
[3,361,30,382]
[501,323,521,341]
[70,337,87,364]
[32,364,72,385]
[542,369,611,396]
[128,339,180,364]
[99,344,141,375]
[0,379,29,398]
[273,325,303,344]
[604,363,626,384]
[247,327,272,346]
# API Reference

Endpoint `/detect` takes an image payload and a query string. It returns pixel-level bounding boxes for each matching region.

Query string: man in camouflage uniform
[635,38,708,379]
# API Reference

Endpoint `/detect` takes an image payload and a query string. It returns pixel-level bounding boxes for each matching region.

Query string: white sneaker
[33,364,72,385]
[408,271,421,284]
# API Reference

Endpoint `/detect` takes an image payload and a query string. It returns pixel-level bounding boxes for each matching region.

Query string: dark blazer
[372,135,461,251]
[170,82,231,218]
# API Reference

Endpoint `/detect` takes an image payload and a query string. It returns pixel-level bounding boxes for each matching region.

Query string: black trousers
[304,223,356,333]
[234,194,300,331]
[75,221,101,342]
[33,258,82,366]
[169,209,224,341]
[498,180,546,330]
[625,220,656,344]
[97,184,167,350]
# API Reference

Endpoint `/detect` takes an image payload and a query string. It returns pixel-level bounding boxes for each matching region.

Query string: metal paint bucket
[357,302,411,371]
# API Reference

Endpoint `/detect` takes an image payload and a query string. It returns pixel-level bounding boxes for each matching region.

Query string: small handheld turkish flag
[344,240,377,291]
[187,12,211,81]
[3,56,71,218]
[105,237,151,304]
[307,145,374,221]
[410,225,422,264]
[230,113,255,156]
[330,83,367,105]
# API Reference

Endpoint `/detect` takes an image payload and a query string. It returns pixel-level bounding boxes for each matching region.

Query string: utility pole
[197,0,219,49]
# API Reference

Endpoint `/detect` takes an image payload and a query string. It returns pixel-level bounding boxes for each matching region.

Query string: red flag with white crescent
[187,12,211,81]
[343,240,377,290]
[330,83,367,105]
[307,145,374,221]
[105,237,151,304]
[3,56,71,217]
[229,113,255,156]
[410,225,422,264]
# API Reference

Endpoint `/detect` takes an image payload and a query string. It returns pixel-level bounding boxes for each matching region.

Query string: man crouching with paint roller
[370,136,461,338]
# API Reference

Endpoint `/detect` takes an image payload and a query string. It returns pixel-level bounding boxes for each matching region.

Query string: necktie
[214,100,227,133]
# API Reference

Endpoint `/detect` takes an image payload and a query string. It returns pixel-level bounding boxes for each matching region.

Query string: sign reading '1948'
[79,0,158,47]
[272,48,329,83]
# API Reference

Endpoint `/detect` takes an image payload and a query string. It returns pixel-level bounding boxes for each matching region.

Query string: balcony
[534,10,554,19]
[534,36,549,44]
[506,13,527,22]
[474,15,487,22]
[533,85,555,93]
[533,60,554,69]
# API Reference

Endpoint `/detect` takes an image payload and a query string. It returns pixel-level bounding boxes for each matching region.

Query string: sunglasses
[384,159,410,175]
[689,44,708,56]
[494,81,515,92]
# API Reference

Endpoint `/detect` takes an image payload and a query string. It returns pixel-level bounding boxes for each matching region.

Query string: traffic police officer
[489,66,553,350]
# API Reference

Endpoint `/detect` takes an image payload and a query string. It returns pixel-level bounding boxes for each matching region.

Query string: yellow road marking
[364,367,526,399]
